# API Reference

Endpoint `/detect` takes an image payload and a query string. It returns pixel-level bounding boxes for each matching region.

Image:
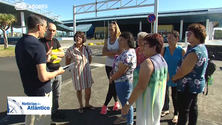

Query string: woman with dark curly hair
[65,31,95,114]
[171,23,208,125]
[110,32,137,125]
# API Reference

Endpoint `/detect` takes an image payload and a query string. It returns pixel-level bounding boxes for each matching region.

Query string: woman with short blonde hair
[136,32,148,66]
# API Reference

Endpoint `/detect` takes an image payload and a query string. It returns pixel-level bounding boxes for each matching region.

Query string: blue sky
[1,0,221,33]
[22,0,222,21]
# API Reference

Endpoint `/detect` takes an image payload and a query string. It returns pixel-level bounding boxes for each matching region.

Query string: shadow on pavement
[53,107,137,125]
[0,110,25,125]
[160,119,177,125]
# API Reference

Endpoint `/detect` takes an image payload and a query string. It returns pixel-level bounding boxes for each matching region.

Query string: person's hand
[47,55,52,63]
[121,104,130,115]
[57,67,65,75]
[171,76,177,83]
[109,77,113,84]
[46,47,53,55]
[46,47,53,62]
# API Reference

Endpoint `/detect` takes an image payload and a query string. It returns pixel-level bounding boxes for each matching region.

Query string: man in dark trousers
[15,14,65,125]
[39,23,65,119]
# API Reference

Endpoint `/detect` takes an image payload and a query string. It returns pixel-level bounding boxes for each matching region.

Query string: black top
[39,37,61,72]
[15,34,51,96]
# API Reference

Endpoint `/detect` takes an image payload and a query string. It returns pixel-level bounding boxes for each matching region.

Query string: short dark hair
[144,33,164,53]
[187,23,206,43]
[119,32,135,48]
[169,30,180,38]
[27,14,46,30]
[74,31,86,43]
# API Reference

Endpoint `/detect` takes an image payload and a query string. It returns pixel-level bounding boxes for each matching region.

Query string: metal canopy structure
[76,24,92,32]
[63,8,222,25]
[73,0,159,33]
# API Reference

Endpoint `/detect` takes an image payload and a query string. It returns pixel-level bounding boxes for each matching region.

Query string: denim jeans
[115,81,133,124]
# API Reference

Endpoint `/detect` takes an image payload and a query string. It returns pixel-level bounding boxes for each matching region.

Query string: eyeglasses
[187,31,192,36]
[144,42,149,47]
[167,36,175,39]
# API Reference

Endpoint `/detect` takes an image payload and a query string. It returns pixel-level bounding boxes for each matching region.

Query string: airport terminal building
[63,7,222,41]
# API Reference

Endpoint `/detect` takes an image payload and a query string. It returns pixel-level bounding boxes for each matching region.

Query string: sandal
[78,108,84,114]
[113,116,127,124]
[161,110,170,117]
[172,115,178,123]
[85,105,95,110]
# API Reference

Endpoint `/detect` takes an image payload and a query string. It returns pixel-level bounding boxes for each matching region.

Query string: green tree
[0,13,17,49]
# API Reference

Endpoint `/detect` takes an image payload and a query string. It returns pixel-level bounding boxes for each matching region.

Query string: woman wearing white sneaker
[101,21,123,115]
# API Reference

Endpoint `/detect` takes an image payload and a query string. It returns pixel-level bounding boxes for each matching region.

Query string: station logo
[7,96,51,115]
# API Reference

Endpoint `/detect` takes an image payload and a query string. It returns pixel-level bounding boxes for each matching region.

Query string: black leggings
[104,66,118,106]
[177,87,198,125]
[162,86,178,115]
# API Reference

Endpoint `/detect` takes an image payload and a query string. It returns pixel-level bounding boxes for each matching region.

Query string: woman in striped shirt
[65,31,94,114]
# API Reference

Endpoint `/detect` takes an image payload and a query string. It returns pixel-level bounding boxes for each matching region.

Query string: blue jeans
[115,81,134,124]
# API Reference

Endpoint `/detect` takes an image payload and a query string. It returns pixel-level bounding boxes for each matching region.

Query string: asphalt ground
[0,40,222,125]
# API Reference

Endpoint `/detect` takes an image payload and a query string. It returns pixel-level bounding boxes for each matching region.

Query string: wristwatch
[126,101,132,106]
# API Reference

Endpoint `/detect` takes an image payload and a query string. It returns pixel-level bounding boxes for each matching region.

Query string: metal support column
[73,5,76,34]
[206,19,210,41]
[20,11,26,34]
[180,20,183,41]
[154,0,159,33]
[139,21,142,32]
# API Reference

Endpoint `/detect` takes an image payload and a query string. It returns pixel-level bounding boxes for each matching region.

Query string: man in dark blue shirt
[15,14,64,125]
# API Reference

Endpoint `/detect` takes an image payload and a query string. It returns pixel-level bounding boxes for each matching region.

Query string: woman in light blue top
[161,31,185,123]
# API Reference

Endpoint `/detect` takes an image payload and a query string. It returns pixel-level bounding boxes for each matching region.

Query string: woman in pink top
[135,32,148,66]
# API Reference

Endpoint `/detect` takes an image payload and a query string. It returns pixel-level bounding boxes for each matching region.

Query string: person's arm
[116,43,124,55]
[121,58,154,115]
[86,46,92,64]
[28,43,64,82]
[110,62,129,82]
[88,55,92,64]
[65,48,71,65]
[160,47,165,56]
[171,52,198,82]
[51,47,65,58]
[182,48,186,56]
[66,56,71,65]
[102,39,118,56]
[167,72,170,82]
[51,39,64,58]
[36,64,64,82]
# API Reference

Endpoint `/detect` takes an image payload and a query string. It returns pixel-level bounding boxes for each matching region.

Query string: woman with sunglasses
[101,21,123,115]
[171,23,208,125]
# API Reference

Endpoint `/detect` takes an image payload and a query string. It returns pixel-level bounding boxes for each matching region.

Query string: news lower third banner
[7,96,51,115]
